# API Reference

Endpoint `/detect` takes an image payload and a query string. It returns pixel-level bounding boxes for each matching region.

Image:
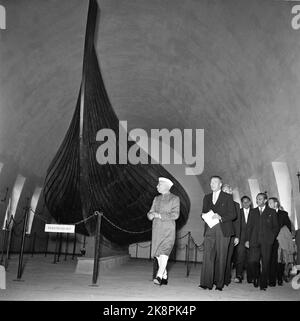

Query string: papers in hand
[202,210,220,228]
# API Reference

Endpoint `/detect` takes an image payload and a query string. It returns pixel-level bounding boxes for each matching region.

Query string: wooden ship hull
[43,0,190,245]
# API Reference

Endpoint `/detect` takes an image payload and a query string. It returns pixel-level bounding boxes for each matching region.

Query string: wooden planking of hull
[43,0,190,245]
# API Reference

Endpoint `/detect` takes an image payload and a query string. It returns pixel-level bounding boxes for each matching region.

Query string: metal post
[44,233,49,257]
[91,212,102,286]
[8,227,14,259]
[53,232,59,264]
[194,244,197,267]
[64,233,69,261]
[15,205,29,280]
[135,243,138,258]
[149,241,152,260]
[31,232,36,257]
[72,233,77,260]
[57,233,63,262]
[83,235,86,249]
[186,232,191,277]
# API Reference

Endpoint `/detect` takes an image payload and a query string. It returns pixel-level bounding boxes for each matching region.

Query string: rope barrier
[102,214,152,234]
[13,207,204,255]
[74,212,98,225]
[11,216,25,227]
[29,208,98,226]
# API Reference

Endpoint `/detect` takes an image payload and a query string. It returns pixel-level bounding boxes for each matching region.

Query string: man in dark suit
[199,176,236,291]
[234,195,253,283]
[268,197,292,286]
[223,184,241,286]
[296,229,300,266]
[245,193,279,290]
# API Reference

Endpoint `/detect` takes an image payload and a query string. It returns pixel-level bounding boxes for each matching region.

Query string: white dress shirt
[212,190,221,205]
[243,207,250,223]
[259,205,265,214]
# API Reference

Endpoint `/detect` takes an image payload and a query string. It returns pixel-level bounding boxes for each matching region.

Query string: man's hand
[148,213,154,220]
[245,241,249,248]
[234,238,239,246]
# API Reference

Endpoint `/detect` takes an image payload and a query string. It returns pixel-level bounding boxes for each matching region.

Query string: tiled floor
[0,255,299,301]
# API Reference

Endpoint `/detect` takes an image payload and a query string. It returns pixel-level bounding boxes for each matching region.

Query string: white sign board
[45,224,75,234]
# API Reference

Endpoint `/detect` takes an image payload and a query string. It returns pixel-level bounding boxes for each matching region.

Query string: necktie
[259,207,262,215]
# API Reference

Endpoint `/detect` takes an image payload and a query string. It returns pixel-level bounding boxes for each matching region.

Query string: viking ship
[43,0,190,245]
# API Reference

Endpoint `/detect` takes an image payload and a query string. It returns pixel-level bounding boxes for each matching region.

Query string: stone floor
[0,254,299,301]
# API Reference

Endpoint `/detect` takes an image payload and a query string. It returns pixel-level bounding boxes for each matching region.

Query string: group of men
[200,175,295,291]
[147,175,298,291]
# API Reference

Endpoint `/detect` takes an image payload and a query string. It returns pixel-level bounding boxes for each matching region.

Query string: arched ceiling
[0,0,300,201]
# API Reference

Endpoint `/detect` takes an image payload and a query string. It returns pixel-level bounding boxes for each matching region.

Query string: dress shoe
[260,287,266,291]
[198,285,212,290]
[269,283,276,287]
[153,277,162,285]
[253,279,259,288]
[247,279,253,284]
[278,280,283,286]
[161,278,168,285]
[215,287,223,291]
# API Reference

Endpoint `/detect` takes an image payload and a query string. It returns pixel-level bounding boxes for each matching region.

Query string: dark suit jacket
[277,210,291,233]
[245,206,279,247]
[202,191,236,237]
[296,229,300,265]
[232,201,241,239]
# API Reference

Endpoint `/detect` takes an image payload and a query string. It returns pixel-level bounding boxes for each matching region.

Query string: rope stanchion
[72,233,77,260]
[53,232,59,264]
[14,203,30,281]
[186,232,191,277]
[90,211,102,286]
[8,227,14,260]
[64,233,69,261]
[44,233,49,257]
[57,233,63,262]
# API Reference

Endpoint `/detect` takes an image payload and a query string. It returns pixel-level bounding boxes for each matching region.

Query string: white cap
[159,177,173,188]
